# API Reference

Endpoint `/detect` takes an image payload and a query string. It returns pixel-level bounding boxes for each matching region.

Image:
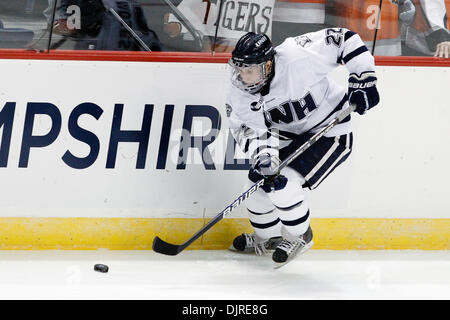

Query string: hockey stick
[152,104,356,255]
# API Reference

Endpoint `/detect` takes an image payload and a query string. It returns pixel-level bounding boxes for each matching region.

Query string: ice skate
[229,233,282,256]
[273,226,313,269]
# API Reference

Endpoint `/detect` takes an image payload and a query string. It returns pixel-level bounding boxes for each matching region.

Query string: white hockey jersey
[225,28,376,161]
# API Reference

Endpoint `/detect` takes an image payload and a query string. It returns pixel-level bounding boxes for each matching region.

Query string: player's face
[238,65,262,85]
[229,59,272,93]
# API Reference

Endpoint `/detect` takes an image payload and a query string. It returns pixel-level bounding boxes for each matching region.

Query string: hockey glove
[248,153,287,193]
[348,72,380,115]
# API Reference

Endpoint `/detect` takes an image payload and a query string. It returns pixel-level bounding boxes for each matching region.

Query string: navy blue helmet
[229,32,276,93]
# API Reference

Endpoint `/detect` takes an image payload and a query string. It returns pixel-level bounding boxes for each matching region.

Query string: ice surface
[0,250,447,300]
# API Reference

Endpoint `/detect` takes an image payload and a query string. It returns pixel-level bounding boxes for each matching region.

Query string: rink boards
[0,53,448,250]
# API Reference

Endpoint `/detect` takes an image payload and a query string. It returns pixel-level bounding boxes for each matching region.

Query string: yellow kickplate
[0,217,447,250]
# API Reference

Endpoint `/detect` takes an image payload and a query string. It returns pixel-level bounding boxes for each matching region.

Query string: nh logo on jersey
[265,92,317,124]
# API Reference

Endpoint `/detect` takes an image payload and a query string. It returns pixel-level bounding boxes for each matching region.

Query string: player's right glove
[248,153,287,193]
[348,72,380,115]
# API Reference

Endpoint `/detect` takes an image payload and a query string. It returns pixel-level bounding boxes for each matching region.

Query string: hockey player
[226,29,380,266]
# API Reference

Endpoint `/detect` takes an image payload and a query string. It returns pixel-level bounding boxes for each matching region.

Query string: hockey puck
[94,264,109,273]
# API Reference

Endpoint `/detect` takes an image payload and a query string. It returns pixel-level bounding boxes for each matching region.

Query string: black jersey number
[325,28,344,47]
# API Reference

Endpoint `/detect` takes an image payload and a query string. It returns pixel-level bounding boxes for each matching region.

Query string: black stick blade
[152,236,182,256]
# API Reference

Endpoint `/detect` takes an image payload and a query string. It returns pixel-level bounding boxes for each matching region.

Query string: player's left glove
[248,153,287,193]
[348,72,380,115]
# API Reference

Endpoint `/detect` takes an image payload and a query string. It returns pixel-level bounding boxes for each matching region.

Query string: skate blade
[273,241,314,269]
[228,245,273,256]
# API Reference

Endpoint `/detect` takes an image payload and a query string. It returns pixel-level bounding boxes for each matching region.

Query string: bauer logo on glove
[348,79,377,89]
[348,72,380,115]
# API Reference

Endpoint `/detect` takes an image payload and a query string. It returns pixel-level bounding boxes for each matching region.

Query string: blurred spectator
[399,0,450,57]
[53,0,106,37]
[164,0,276,52]
[49,0,163,51]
